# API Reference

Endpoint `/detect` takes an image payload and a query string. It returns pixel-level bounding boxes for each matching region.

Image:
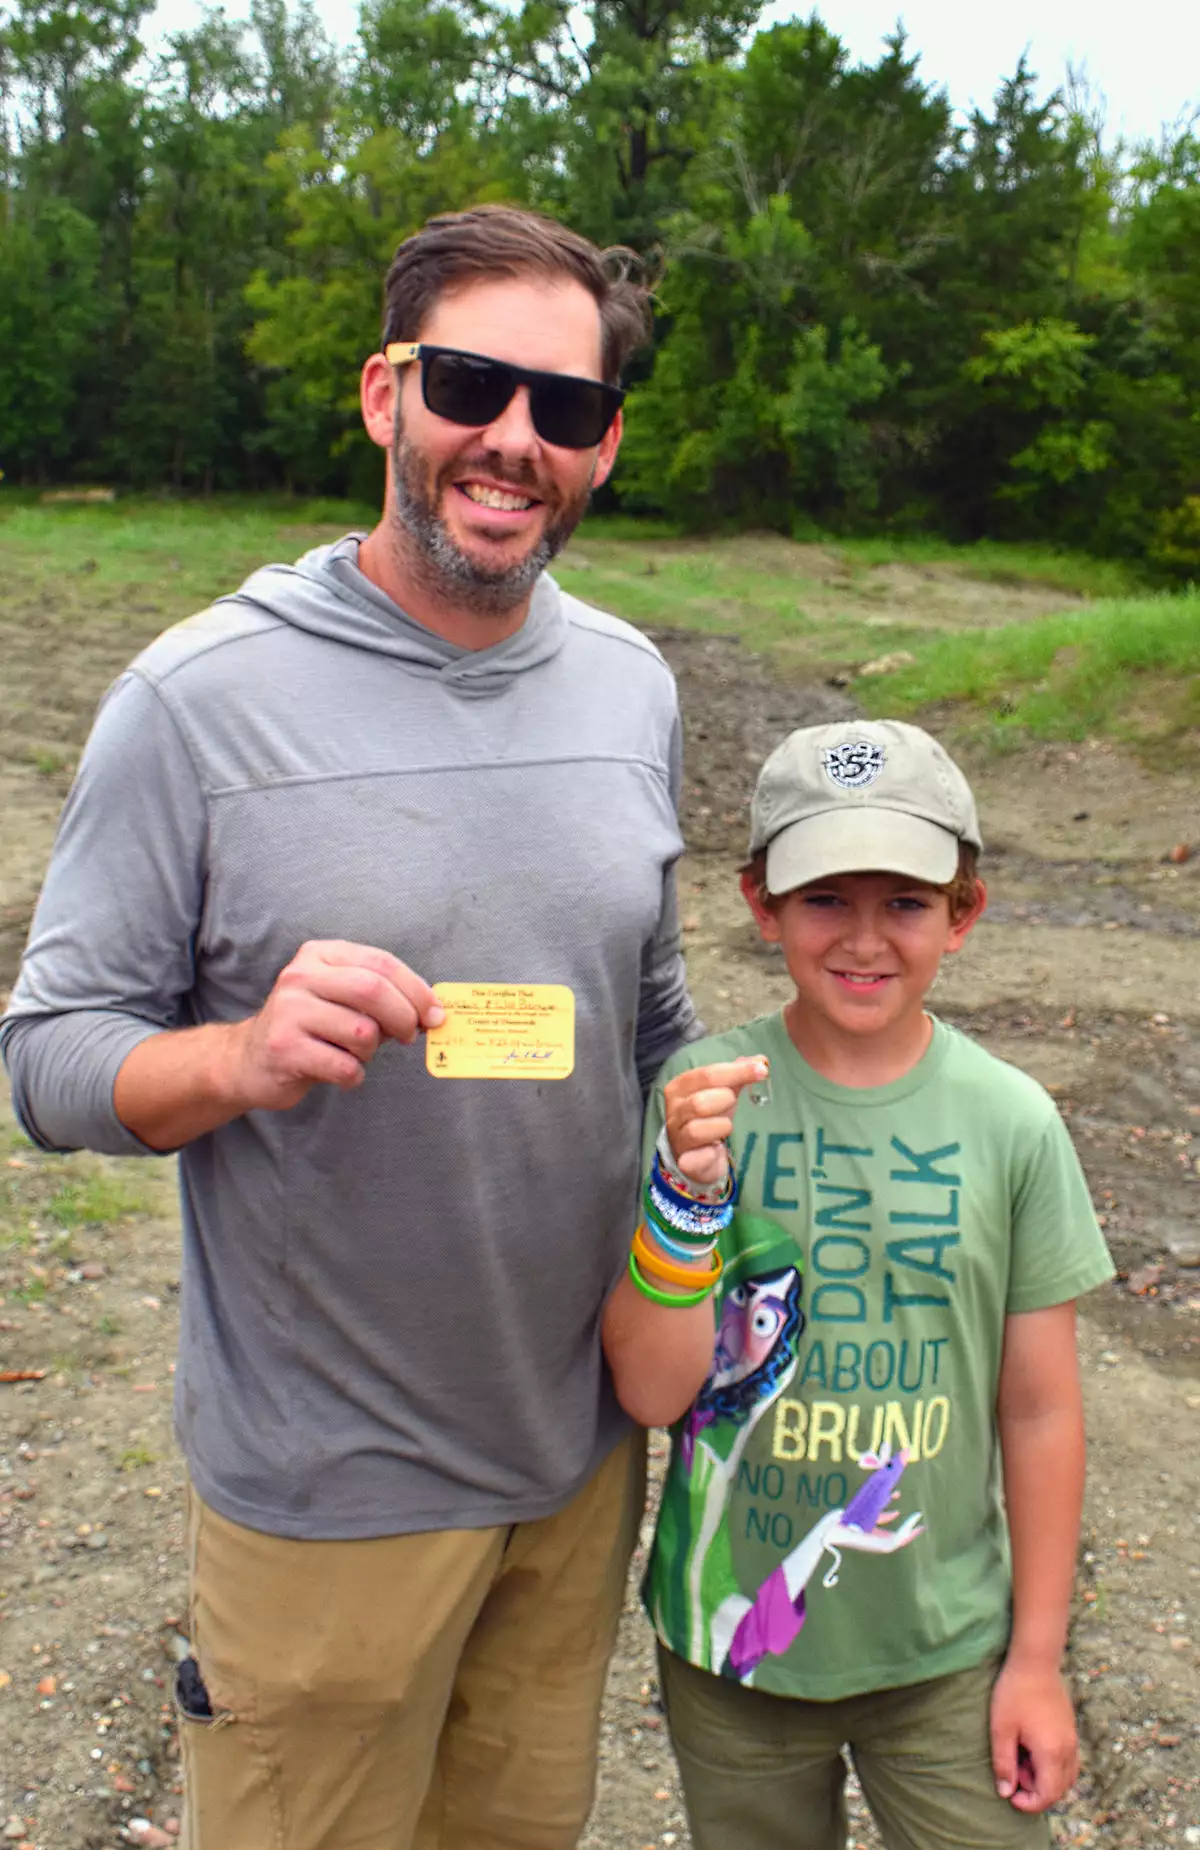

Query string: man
[0,205,700,1850]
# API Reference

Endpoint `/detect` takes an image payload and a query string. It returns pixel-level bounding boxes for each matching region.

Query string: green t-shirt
[643,1013,1114,1701]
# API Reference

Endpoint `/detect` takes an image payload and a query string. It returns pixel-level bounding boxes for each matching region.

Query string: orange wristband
[632,1222,723,1291]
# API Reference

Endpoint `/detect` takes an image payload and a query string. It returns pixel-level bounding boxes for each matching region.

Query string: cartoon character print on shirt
[712,1446,924,1681]
[660,1215,925,1685]
[681,1266,804,1470]
[663,1218,807,1669]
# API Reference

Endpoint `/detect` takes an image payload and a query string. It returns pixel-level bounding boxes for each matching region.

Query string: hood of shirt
[219,533,568,699]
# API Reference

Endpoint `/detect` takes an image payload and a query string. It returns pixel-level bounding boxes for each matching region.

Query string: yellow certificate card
[425,983,575,1081]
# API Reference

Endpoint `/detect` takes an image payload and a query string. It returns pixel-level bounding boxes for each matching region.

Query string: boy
[602,718,1114,1850]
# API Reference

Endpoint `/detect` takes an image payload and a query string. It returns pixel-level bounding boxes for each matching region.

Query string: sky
[144,0,1200,150]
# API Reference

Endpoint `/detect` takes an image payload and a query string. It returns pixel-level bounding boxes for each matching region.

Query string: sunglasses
[384,342,624,450]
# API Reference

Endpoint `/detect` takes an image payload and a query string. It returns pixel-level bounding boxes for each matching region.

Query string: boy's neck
[782,1001,936,1089]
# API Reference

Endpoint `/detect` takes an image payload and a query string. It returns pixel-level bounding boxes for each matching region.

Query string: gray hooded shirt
[1,538,699,1538]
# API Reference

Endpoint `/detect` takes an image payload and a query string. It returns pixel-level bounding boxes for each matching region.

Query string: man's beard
[389,424,593,617]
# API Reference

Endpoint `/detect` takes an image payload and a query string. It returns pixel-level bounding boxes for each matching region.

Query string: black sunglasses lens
[421,349,617,447]
[423,352,515,427]
[529,378,613,448]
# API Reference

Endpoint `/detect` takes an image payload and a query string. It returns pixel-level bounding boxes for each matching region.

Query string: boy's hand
[663,1058,769,1185]
[990,1660,1079,1812]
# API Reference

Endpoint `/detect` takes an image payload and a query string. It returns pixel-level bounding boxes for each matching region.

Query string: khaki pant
[178,1434,646,1850]
[659,1644,1052,1850]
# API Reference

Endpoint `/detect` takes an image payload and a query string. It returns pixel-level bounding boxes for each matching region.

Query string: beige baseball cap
[749,719,982,894]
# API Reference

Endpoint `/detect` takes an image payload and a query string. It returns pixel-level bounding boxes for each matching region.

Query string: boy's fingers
[673,1117,734,1154]
[674,1084,740,1123]
[669,1057,768,1096]
[991,1723,1017,1800]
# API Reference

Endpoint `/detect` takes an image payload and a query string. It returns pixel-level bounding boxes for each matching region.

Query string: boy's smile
[742,868,986,1083]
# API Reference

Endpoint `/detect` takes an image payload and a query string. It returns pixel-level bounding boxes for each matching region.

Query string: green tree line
[1,0,1198,574]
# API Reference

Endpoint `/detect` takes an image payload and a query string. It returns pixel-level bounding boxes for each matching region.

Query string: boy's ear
[945,878,987,952]
[740,867,782,941]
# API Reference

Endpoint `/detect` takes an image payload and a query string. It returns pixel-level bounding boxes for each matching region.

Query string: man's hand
[114,941,445,1150]
[990,1660,1079,1812]
[225,941,445,1111]
[662,1057,769,1186]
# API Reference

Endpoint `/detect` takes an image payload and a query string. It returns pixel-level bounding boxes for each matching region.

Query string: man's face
[384,275,622,615]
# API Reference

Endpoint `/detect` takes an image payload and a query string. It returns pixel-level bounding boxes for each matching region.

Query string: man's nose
[480,384,539,455]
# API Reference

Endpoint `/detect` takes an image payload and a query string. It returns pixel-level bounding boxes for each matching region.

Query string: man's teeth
[462,484,535,511]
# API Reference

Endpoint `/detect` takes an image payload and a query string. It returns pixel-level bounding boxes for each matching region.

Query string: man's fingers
[300,941,445,1030]
[289,999,383,1063]
[282,949,440,1041]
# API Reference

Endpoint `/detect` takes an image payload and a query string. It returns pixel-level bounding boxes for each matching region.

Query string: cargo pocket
[175,1655,234,1731]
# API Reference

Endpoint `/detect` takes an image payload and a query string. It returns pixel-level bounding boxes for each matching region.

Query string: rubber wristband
[644,1177,733,1238]
[628,1250,715,1309]
[633,1224,723,1290]
[654,1127,732,1205]
[639,1216,717,1263]
[651,1151,735,1211]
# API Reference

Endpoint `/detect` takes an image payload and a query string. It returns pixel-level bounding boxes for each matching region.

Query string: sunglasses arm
[384,342,420,367]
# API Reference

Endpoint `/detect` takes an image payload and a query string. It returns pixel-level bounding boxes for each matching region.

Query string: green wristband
[628,1250,713,1309]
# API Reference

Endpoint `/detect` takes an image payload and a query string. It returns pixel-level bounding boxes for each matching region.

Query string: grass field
[2,492,1195,757]
[859,589,1200,756]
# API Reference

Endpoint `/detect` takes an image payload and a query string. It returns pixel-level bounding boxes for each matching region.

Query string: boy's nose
[841,910,887,954]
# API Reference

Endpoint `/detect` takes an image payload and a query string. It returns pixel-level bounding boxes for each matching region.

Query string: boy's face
[741,868,985,1049]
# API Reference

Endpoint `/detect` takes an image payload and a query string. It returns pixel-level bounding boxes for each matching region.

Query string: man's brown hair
[381,205,651,386]
[742,842,982,921]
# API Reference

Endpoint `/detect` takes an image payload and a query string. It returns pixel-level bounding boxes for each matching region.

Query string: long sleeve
[634,712,703,1094]
[0,671,208,1155]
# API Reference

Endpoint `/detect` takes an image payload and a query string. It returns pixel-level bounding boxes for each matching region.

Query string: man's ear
[740,867,782,942]
[945,878,987,953]
[361,352,398,450]
[590,406,622,490]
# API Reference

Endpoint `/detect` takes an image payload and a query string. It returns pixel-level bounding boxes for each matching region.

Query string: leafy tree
[0,199,99,479]
[620,196,891,526]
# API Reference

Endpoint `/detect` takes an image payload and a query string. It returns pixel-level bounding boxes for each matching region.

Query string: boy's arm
[992,1299,1084,1813]
[602,1054,767,1427]
[602,1273,717,1428]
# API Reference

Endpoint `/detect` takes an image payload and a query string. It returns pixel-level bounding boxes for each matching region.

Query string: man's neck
[782,1001,935,1089]
[356,522,531,652]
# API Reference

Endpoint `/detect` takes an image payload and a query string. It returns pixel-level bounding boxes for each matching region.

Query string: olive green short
[176,1432,645,1850]
[658,1643,1053,1850]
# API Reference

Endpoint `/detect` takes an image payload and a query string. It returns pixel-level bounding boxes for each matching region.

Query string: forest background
[2,0,1200,579]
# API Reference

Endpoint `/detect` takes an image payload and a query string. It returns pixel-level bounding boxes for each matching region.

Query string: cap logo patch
[822,740,885,789]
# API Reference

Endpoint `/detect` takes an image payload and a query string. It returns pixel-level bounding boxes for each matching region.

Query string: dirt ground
[1,551,1198,1850]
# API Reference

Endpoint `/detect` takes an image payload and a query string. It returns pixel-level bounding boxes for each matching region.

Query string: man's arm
[2,671,443,1156]
[112,942,444,1151]
[1,671,208,1155]
[634,714,702,1092]
[991,1299,1084,1812]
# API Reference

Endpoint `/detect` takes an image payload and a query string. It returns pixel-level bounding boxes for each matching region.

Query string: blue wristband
[641,1218,718,1264]
[645,1172,735,1239]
